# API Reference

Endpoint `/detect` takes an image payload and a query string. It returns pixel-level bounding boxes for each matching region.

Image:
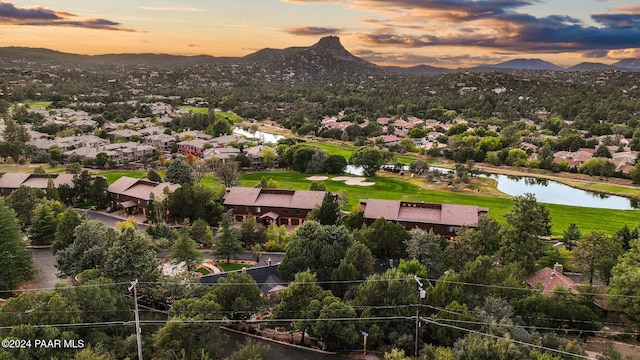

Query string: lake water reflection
[232,128,284,143]
[347,165,638,210]
[487,173,638,210]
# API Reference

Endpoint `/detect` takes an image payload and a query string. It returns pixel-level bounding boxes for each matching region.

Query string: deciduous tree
[215,161,240,187]
[6,185,42,229]
[239,214,266,248]
[211,272,267,320]
[278,221,352,282]
[28,200,60,246]
[349,146,384,177]
[405,228,446,278]
[56,220,116,277]
[356,218,409,259]
[102,227,160,283]
[154,294,226,360]
[52,207,85,254]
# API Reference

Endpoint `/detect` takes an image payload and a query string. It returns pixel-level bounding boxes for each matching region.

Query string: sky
[1,0,640,68]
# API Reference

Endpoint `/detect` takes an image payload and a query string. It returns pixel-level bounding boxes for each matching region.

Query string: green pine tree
[0,199,36,290]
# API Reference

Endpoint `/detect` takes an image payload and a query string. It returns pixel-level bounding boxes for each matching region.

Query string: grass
[97,170,148,184]
[313,141,419,164]
[90,166,640,236]
[240,170,639,236]
[27,101,52,109]
[588,183,640,198]
[217,262,252,272]
[194,267,211,276]
[182,106,209,114]
[216,111,243,124]
[0,164,65,173]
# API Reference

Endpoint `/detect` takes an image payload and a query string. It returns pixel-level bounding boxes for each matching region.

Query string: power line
[421,317,592,359]
[11,275,639,300]
[8,281,132,293]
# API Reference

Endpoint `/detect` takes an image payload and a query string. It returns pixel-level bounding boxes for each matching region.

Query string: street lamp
[414,275,426,357]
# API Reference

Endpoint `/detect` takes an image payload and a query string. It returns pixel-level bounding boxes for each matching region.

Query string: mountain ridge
[1,37,639,74]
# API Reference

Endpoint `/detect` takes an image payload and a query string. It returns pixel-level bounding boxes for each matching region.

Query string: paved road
[23,248,72,291]
[79,209,148,231]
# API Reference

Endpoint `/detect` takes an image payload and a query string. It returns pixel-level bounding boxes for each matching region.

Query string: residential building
[107,176,180,215]
[0,173,75,196]
[359,199,488,238]
[223,187,326,226]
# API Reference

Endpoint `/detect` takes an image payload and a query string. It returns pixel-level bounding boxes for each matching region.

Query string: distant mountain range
[1,36,639,75]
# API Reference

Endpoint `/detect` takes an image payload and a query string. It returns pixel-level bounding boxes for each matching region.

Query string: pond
[347,165,639,210]
[487,173,639,210]
[233,127,284,144]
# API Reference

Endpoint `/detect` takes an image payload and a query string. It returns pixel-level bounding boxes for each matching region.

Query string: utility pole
[129,279,143,360]
[414,275,426,358]
[360,330,368,356]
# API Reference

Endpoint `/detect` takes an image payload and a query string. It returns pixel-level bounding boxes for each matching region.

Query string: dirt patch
[332,176,376,186]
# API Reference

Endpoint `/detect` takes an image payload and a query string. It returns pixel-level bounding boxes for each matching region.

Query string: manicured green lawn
[182,106,209,114]
[241,170,639,236]
[216,111,243,124]
[98,170,148,184]
[313,141,419,164]
[194,267,211,276]
[217,262,251,272]
[97,168,638,236]
[27,101,52,109]
[589,183,640,198]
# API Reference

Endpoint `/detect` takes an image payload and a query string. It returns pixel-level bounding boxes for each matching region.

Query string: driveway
[21,248,72,291]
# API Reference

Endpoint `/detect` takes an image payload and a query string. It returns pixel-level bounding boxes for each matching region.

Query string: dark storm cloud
[359,10,640,53]
[288,0,640,54]
[591,12,640,29]
[354,48,502,66]
[0,1,134,31]
[0,1,69,20]
[284,26,342,36]
[360,0,540,21]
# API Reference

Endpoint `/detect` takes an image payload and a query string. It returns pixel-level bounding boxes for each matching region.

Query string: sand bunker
[306,176,329,181]
[332,176,376,186]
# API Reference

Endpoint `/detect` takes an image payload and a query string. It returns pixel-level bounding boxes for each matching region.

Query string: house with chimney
[359,199,488,238]
[223,187,326,226]
[526,263,610,312]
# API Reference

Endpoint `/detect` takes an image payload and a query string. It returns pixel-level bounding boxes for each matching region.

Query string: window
[294,209,300,214]
[283,209,288,214]
[255,207,261,213]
